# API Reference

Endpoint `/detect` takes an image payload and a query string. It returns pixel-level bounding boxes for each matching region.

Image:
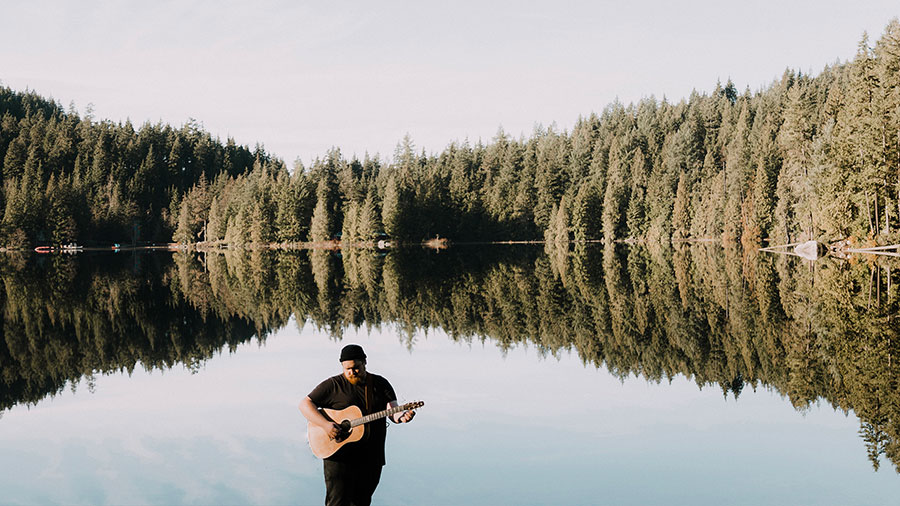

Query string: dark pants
[323,459,383,506]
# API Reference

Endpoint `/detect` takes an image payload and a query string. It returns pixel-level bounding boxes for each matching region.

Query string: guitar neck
[350,404,410,428]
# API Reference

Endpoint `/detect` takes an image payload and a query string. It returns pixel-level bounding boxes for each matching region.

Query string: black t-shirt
[308,373,397,465]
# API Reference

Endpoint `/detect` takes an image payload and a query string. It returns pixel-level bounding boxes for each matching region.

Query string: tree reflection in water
[0,244,897,471]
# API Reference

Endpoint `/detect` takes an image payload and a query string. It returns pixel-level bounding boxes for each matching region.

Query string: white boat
[793,240,822,260]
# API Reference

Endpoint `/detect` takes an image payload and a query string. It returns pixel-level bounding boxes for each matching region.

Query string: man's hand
[300,396,344,439]
[387,401,416,424]
[322,422,341,440]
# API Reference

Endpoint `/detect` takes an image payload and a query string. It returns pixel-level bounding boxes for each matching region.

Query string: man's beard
[346,374,365,385]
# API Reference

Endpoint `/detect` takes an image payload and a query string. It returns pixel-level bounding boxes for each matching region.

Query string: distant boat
[56,243,84,254]
[34,246,52,253]
[793,240,823,261]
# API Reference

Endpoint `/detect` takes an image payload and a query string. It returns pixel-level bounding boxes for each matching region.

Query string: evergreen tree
[174,198,192,244]
[342,201,360,243]
[672,172,691,240]
[309,169,338,242]
[356,190,381,241]
[571,180,603,242]
[602,139,629,242]
[381,173,407,239]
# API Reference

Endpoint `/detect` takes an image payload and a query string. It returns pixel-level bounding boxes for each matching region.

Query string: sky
[1,1,898,167]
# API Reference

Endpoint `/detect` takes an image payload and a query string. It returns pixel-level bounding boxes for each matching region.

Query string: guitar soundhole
[335,420,352,442]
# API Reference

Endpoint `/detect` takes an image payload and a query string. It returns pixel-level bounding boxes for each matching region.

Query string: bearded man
[299,344,416,506]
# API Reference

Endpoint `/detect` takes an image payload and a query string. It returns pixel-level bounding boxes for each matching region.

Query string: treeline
[1,20,899,246]
[0,86,283,246]
[172,19,900,246]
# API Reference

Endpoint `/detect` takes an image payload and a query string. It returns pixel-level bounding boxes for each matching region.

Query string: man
[299,344,416,506]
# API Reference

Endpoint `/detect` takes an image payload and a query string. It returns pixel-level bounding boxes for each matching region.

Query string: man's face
[341,359,367,384]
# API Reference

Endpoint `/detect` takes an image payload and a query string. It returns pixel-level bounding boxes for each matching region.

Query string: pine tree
[534,126,571,230]
[625,147,648,238]
[2,135,26,180]
[671,172,691,240]
[571,180,603,242]
[207,196,224,242]
[833,34,882,237]
[874,19,900,233]
[342,201,359,243]
[225,207,249,245]
[356,190,381,241]
[747,113,781,243]
[174,198,192,243]
[381,173,405,239]
[275,174,313,243]
[545,198,570,244]
[722,101,752,243]
[602,139,629,242]
[777,80,817,241]
[309,171,338,242]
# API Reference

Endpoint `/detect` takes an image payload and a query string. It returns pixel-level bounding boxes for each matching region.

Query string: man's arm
[388,400,415,424]
[299,396,340,439]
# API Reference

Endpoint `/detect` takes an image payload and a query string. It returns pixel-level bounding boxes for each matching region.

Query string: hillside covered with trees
[1,20,899,247]
[0,89,284,247]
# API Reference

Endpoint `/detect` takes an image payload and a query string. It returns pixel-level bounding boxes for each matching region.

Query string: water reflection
[1,244,899,473]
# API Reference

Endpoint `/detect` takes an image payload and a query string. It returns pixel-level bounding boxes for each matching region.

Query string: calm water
[1,246,899,505]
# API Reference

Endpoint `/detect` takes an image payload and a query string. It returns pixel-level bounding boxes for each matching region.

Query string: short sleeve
[308,377,336,406]
[380,376,397,404]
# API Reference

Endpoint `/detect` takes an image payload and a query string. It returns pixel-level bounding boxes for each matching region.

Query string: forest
[0,20,899,247]
[0,91,283,247]
[0,245,897,471]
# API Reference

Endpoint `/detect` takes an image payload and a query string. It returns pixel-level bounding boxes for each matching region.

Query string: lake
[1,245,899,505]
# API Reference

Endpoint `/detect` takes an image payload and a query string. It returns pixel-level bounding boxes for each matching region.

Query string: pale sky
[1,1,897,166]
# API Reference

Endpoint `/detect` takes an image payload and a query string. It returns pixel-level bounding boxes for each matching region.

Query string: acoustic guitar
[307,401,424,458]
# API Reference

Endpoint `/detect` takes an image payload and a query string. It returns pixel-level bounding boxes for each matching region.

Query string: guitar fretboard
[349,403,417,427]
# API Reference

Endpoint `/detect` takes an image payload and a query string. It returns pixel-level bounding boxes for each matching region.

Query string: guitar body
[305,400,423,459]
[308,405,366,459]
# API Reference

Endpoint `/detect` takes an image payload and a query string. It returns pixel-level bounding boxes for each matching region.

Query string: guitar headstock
[402,400,424,410]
